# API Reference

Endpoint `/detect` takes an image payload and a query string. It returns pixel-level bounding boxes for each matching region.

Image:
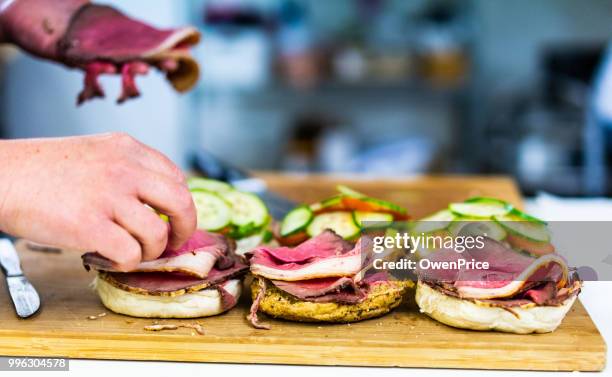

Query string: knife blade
[0,239,41,318]
[191,151,296,219]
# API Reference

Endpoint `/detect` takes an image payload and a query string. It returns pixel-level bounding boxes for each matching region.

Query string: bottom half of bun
[93,274,242,318]
[415,281,577,334]
[251,277,411,323]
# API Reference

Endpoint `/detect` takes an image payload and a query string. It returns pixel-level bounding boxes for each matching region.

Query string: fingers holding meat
[112,199,170,262]
[88,221,143,272]
[135,170,196,250]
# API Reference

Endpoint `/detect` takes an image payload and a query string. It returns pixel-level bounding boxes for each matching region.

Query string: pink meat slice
[0,0,200,104]
[256,230,353,263]
[417,237,569,300]
[248,278,270,330]
[271,277,356,298]
[271,277,366,304]
[102,261,248,294]
[82,230,232,279]
[216,281,239,312]
[249,232,365,281]
[522,282,557,305]
[160,230,227,258]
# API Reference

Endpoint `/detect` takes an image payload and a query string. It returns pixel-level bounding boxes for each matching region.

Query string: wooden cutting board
[0,174,606,371]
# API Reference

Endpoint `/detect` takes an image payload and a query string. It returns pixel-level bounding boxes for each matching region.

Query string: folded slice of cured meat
[82,230,233,279]
[271,277,357,299]
[272,276,364,304]
[98,259,248,296]
[417,237,570,300]
[258,230,354,263]
[0,0,200,104]
[249,230,364,281]
[271,271,394,304]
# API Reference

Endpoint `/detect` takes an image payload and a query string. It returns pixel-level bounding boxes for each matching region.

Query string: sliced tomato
[277,231,309,246]
[310,190,409,220]
[216,225,235,236]
[341,197,409,220]
[506,233,555,256]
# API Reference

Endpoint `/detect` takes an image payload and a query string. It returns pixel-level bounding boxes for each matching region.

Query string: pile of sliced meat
[83,230,248,312]
[417,237,581,309]
[247,230,390,329]
[0,0,200,104]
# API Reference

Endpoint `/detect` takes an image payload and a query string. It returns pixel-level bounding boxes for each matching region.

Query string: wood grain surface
[0,174,606,371]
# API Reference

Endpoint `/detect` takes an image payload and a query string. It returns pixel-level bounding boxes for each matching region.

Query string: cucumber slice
[235,231,266,256]
[493,214,550,242]
[449,201,510,218]
[228,222,266,239]
[448,218,507,241]
[310,195,343,213]
[464,197,511,206]
[411,209,456,234]
[221,190,269,228]
[262,229,274,243]
[353,211,393,227]
[188,177,233,193]
[508,208,547,225]
[336,185,366,198]
[306,212,361,240]
[191,190,232,231]
[280,206,314,237]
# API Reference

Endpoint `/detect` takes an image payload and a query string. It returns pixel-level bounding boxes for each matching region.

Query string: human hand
[0,132,196,270]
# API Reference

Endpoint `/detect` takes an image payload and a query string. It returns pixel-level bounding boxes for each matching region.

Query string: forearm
[0,138,66,235]
[0,139,29,232]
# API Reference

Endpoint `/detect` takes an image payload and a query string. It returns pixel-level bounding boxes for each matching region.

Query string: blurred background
[2,0,612,197]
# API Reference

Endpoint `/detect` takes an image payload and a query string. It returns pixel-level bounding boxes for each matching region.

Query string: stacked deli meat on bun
[414,198,581,334]
[247,230,412,329]
[83,230,248,318]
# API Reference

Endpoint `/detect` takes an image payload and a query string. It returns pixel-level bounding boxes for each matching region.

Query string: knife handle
[0,239,23,276]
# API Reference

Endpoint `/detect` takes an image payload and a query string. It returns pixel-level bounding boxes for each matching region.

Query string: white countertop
[6,194,611,376]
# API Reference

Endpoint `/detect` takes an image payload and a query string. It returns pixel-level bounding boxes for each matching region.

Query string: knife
[191,150,296,220]
[0,238,41,318]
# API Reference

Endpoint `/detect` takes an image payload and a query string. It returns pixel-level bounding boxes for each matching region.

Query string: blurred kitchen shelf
[194,79,467,103]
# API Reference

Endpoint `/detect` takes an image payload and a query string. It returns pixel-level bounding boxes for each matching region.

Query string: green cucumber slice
[188,177,233,193]
[411,209,456,234]
[191,190,232,231]
[280,206,314,237]
[449,201,510,218]
[353,211,394,227]
[221,190,269,228]
[310,195,343,213]
[493,214,550,242]
[360,197,407,215]
[306,211,361,239]
[262,229,274,243]
[508,208,547,225]
[336,185,366,198]
[448,218,507,241]
[464,197,511,206]
[235,231,266,256]
[228,222,266,239]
